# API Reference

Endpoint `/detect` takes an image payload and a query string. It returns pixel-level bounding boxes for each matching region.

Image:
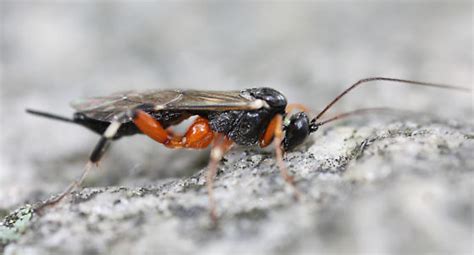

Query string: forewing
[71,90,182,122]
[160,90,258,110]
[71,89,259,122]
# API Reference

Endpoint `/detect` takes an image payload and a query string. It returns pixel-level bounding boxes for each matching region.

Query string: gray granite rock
[2,116,473,254]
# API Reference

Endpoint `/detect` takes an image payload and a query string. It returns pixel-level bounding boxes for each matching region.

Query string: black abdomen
[73,110,191,139]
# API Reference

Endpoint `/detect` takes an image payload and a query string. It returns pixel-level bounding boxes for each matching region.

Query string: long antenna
[312,77,470,125]
[309,107,412,132]
[26,109,75,123]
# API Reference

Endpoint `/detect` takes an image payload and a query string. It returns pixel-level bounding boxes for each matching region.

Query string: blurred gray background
[0,1,472,253]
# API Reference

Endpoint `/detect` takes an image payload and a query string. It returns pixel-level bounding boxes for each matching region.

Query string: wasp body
[27,77,469,220]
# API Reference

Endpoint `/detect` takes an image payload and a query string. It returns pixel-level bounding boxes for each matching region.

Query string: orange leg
[133,110,214,149]
[206,134,234,222]
[286,103,312,115]
[259,114,280,148]
[134,110,237,222]
[261,114,301,200]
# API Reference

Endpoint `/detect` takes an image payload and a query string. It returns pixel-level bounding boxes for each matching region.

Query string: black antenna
[26,109,75,123]
[309,77,471,132]
[309,107,413,132]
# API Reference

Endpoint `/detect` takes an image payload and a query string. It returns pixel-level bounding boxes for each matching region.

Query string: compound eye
[282,112,310,151]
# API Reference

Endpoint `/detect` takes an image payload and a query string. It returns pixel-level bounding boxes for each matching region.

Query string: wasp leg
[35,118,123,213]
[260,105,313,148]
[206,134,233,223]
[259,113,281,148]
[286,103,312,115]
[34,162,94,214]
[133,110,214,149]
[271,114,302,200]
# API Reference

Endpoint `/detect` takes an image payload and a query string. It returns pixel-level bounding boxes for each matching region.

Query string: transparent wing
[71,89,260,122]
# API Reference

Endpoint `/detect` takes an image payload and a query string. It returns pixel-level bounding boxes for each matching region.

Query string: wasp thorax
[245,87,287,110]
[282,112,310,151]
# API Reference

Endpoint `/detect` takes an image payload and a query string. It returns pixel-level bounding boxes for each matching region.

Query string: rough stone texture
[3,116,473,255]
[1,2,473,255]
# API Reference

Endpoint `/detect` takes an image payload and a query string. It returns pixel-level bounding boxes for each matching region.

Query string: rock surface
[1,2,473,255]
[3,115,474,254]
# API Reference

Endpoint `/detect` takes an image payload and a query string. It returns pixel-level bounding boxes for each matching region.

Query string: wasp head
[282,112,320,151]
